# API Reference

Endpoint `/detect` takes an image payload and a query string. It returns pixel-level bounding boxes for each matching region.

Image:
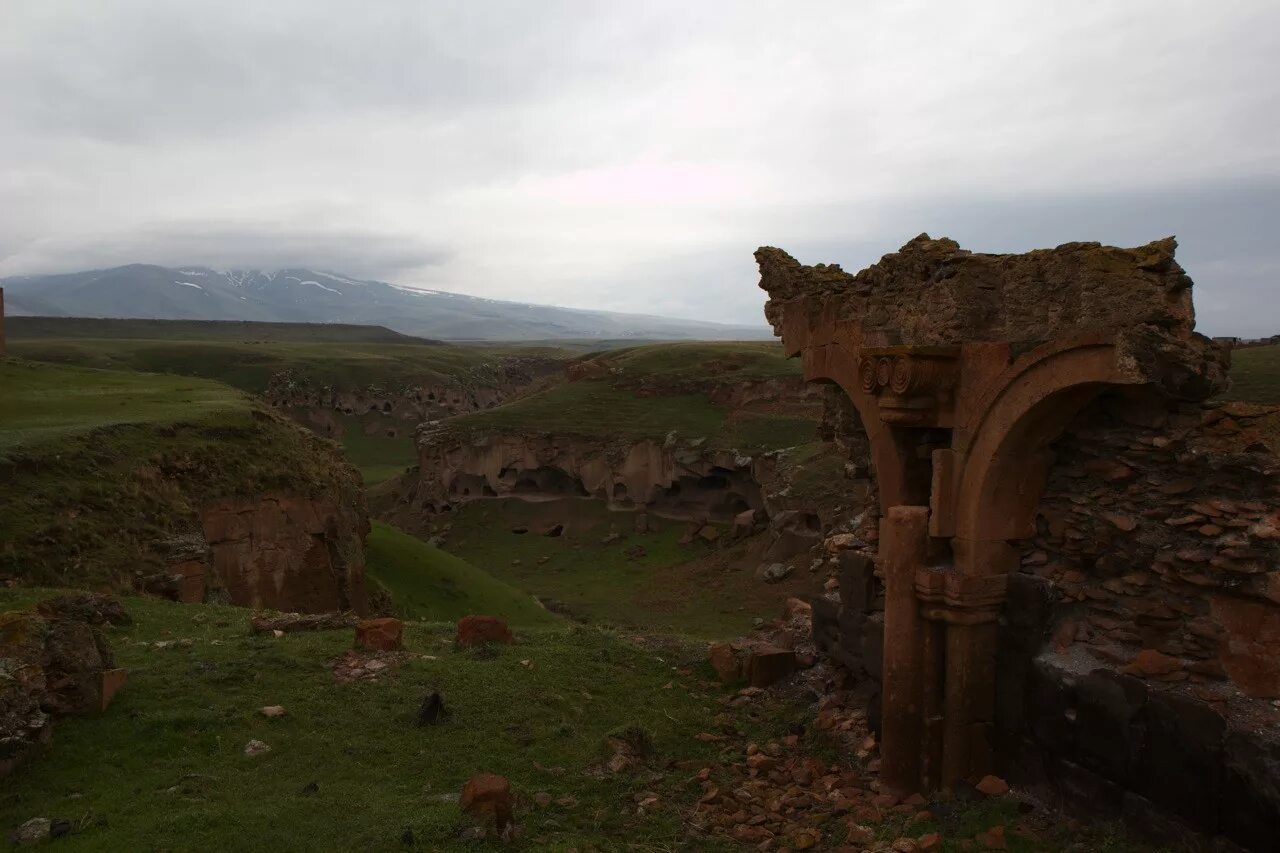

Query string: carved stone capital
[859,346,960,426]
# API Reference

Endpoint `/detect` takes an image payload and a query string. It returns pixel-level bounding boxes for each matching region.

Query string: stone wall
[811,393,1280,848]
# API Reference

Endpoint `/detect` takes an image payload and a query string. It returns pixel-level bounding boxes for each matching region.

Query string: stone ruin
[758,235,1279,849]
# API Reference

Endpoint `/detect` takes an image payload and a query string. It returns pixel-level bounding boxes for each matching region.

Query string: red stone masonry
[756,235,1232,792]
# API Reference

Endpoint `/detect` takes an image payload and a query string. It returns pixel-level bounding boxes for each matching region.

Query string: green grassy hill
[0,588,724,852]
[0,360,361,589]
[439,341,817,453]
[0,588,1154,852]
[441,499,820,639]
[590,341,801,382]
[6,337,568,396]
[365,522,555,626]
[1223,344,1280,404]
[5,321,573,486]
[0,358,247,452]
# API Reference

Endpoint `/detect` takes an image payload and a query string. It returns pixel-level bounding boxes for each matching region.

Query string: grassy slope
[6,338,566,396]
[0,589,727,852]
[327,413,419,486]
[440,340,816,453]
[0,590,1155,852]
[593,341,800,381]
[365,522,556,626]
[1222,344,1280,404]
[441,499,821,639]
[0,360,361,588]
[7,323,573,487]
[0,359,247,452]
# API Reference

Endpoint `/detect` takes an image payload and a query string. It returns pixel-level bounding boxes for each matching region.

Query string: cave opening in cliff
[512,466,590,497]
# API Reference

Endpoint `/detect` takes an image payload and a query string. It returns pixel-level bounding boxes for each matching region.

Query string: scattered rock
[12,818,51,847]
[783,597,812,620]
[744,646,797,687]
[355,617,404,652]
[1121,648,1182,678]
[243,739,271,757]
[100,667,128,711]
[460,773,514,831]
[975,774,1009,796]
[2,594,124,778]
[755,563,793,584]
[456,615,514,648]
[36,592,131,627]
[250,611,357,635]
[416,691,448,726]
[977,824,1007,849]
[259,705,287,719]
[708,643,741,683]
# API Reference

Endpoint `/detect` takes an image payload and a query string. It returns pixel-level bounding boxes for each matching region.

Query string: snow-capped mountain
[0,264,770,341]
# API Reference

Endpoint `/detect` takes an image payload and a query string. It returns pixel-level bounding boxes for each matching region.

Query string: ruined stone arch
[755,235,1229,795]
[949,336,1145,553]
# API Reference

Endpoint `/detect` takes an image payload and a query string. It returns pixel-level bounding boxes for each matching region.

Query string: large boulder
[354,617,404,652]
[1,594,126,778]
[456,616,514,648]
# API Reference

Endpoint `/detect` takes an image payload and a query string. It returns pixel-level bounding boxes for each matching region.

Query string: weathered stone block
[455,615,513,648]
[1074,670,1147,785]
[1135,692,1224,833]
[354,617,403,651]
[838,552,877,613]
[1220,726,1280,852]
[744,646,797,687]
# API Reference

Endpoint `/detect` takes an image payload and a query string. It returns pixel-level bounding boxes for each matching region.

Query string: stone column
[879,505,929,794]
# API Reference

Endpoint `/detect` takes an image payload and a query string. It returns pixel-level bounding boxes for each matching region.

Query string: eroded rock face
[1,594,127,778]
[407,432,768,522]
[200,495,370,616]
[265,358,562,441]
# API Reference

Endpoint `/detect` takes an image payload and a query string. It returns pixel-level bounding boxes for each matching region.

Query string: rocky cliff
[2,395,371,616]
[404,430,768,521]
[265,356,562,443]
[157,494,370,615]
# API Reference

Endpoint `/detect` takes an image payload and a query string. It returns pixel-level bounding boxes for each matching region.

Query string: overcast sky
[1,1,1277,335]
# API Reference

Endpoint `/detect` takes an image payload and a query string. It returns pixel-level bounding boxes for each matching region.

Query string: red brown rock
[1210,594,1280,698]
[201,494,370,616]
[99,668,128,711]
[354,617,403,651]
[975,775,1009,796]
[460,773,514,830]
[1121,649,1182,679]
[1,594,124,778]
[456,615,514,648]
[977,825,1007,850]
[708,643,741,683]
[745,646,798,687]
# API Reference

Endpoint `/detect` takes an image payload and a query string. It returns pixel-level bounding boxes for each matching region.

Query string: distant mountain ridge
[0,264,770,341]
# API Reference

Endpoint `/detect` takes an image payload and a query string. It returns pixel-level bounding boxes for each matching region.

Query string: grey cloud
[0,1,1277,337]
